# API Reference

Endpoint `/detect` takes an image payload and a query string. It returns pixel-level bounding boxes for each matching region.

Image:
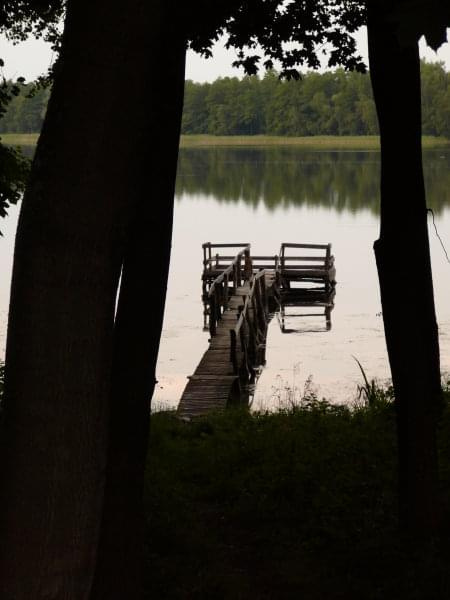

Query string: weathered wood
[180,241,335,420]
[203,243,250,249]
[282,256,328,262]
[179,263,271,419]
[279,243,336,290]
[281,243,330,249]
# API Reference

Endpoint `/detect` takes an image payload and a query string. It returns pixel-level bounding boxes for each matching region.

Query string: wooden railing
[250,255,279,272]
[230,270,268,382]
[202,243,250,279]
[204,244,252,336]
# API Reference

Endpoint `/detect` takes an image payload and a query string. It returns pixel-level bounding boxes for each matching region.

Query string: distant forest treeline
[182,62,449,137]
[0,85,50,134]
[1,61,449,137]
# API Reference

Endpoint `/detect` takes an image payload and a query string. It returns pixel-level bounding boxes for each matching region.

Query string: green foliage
[0,141,29,225]
[354,356,395,408]
[0,2,64,48]
[181,63,450,137]
[0,2,64,230]
[1,62,448,140]
[0,81,50,134]
[187,0,366,77]
[421,60,450,138]
[145,398,450,598]
[0,77,31,225]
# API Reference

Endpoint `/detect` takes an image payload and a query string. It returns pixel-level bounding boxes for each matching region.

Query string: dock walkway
[177,242,334,420]
[177,281,252,420]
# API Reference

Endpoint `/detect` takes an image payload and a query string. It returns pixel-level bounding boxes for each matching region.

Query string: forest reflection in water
[176,147,450,215]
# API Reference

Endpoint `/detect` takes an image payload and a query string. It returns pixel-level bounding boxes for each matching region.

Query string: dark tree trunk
[0,1,183,597]
[367,5,442,538]
[91,36,186,600]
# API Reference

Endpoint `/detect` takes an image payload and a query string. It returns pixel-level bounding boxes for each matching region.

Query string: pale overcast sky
[0,28,449,83]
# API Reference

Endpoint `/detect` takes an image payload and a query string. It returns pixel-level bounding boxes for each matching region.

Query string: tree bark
[367,4,442,539]
[91,34,187,600]
[0,2,182,597]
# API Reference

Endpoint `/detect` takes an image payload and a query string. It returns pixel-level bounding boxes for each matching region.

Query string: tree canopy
[0,1,64,226]
[0,0,368,229]
[2,61,449,138]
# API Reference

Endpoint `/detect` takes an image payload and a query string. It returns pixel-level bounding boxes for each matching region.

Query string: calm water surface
[156,147,450,409]
[1,147,450,408]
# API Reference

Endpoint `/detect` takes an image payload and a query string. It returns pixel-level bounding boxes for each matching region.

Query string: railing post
[244,247,252,281]
[209,297,217,337]
[256,277,266,331]
[218,283,222,318]
[224,272,229,306]
[245,255,253,281]
[203,243,209,270]
[261,275,268,312]
[230,329,238,374]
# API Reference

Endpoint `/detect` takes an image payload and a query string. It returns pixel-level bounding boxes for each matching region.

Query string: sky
[1,28,449,83]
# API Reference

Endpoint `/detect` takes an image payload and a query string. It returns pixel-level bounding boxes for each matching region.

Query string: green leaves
[0,142,30,232]
[188,1,367,78]
[0,65,31,232]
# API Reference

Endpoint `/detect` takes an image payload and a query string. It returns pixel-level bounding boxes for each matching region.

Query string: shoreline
[2,133,449,150]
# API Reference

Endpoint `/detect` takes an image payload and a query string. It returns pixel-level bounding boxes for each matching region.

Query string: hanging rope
[427,208,450,265]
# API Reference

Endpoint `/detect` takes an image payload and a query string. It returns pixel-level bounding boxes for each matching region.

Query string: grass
[145,390,450,599]
[2,132,449,150]
[2,357,450,596]
[1,133,39,146]
[179,134,450,149]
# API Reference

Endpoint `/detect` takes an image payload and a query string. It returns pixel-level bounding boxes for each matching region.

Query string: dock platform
[177,243,335,419]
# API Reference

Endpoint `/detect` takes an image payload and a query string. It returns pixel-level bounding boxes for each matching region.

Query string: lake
[1,146,450,409]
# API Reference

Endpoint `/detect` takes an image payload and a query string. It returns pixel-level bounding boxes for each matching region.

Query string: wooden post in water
[244,247,253,281]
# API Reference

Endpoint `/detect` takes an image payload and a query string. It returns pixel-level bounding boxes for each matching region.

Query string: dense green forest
[0,61,449,137]
[182,62,449,136]
[0,84,50,134]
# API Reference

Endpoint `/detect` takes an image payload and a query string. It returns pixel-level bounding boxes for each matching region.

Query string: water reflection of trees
[176,148,450,214]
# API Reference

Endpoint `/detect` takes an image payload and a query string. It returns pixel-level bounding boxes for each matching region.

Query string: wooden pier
[177,242,336,420]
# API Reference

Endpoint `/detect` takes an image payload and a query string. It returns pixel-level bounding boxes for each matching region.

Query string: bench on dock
[278,243,336,290]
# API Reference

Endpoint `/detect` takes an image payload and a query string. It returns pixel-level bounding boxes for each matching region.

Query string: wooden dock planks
[177,241,336,420]
[177,281,253,420]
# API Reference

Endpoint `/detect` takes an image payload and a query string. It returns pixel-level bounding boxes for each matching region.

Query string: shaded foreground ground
[145,393,450,599]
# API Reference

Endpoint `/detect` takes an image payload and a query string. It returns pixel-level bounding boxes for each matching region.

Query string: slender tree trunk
[91,34,187,600]
[367,4,442,538]
[0,2,181,597]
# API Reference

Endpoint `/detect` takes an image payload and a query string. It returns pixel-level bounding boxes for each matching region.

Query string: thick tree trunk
[91,37,186,600]
[367,6,442,538]
[0,2,180,597]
